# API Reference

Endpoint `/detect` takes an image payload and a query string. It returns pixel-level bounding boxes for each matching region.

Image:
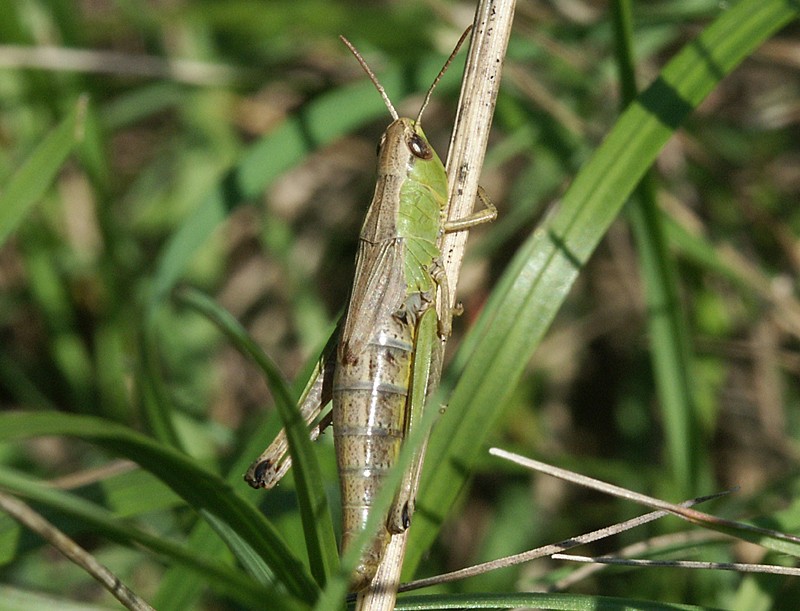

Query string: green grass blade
[612,0,701,496]
[0,97,87,247]
[175,286,338,587]
[394,592,715,610]
[0,467,270,608]
[405,0,799,573]
[137,320,184,448]
[0,411,317,604]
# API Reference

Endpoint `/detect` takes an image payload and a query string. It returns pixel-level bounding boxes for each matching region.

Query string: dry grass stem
[0,491,155,611]
[0,44,245,85]
[552,553,800,577]
[397,487,725,592]
[354,1,517,608]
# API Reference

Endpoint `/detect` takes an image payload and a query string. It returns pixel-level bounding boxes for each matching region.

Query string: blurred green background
[1,0,799,609]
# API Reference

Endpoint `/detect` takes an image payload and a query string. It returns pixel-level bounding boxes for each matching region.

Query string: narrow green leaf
[394,591,714,610]
[175,287,338,587]
[0,97,87,247]
[0,411,317,604]
[612,0,701,496]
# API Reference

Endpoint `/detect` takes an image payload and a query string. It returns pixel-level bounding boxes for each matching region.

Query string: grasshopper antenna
[415,25,472,125]
[340,36,399,121]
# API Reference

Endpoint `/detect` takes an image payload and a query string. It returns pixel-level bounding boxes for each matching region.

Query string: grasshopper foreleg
[433,185,496,337]
[442,186,497,233]
[429,260,453,339]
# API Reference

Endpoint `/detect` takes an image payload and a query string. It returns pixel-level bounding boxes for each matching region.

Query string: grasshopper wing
[339,237,405,364]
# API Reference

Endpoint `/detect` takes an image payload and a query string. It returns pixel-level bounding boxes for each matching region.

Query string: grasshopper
[245,27,496,591]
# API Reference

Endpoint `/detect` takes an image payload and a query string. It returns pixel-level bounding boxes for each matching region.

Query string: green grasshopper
[245,27,496,591]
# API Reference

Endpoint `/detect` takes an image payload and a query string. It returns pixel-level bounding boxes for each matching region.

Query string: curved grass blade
[175,286,338,587]
[405,0,800,573]
[0,411,317,605]
[0,467,270,608]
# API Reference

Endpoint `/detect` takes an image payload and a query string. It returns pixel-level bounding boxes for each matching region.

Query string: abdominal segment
[333,314,414,590]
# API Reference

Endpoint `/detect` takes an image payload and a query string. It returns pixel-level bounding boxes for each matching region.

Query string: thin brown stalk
[553,553,800,577]
[490,447,800,545]
[397,489,726,592]
[355,1,517,609]
[0,491,155,611]
[0,45,246,85]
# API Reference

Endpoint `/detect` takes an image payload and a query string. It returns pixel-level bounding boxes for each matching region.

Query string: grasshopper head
[341,26,472,163]
[377,117,436,172]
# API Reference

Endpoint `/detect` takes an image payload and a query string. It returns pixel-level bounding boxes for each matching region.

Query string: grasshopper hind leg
[244,343,336,489]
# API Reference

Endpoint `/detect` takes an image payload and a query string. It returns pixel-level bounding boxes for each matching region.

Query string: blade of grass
[0,411,317,605]
[611,0,701,496]
[137,320,183,448]
[175,286,338,587]
[0,467,270,608]
[393,591,711,610]
[405,0,800,573]
[0,96,87,247]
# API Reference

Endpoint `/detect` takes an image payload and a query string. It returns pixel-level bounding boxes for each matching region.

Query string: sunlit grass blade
[405,0,800,573]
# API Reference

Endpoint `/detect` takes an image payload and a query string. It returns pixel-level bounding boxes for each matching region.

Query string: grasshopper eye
[408,133,432,160]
